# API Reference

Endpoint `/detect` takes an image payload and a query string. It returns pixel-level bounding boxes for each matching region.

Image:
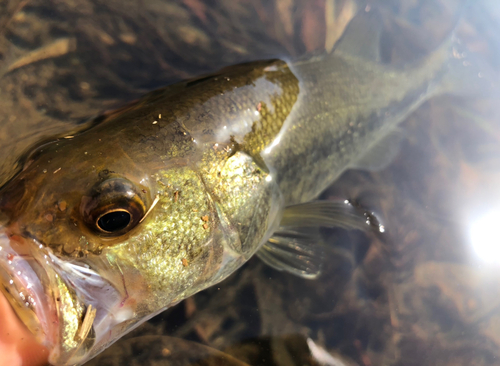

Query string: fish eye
[81,177,147,236]
[97,209,131,233]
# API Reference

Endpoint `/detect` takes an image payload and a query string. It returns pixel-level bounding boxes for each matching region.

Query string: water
[2,0,500,365]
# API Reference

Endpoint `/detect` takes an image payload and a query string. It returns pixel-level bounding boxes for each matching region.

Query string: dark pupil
[98,211,131,232]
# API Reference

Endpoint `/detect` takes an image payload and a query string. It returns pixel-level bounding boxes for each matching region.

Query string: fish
[0,9,491,366]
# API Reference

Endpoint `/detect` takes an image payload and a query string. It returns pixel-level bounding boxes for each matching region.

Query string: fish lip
[0,232,59,351]
[0,228,138,365]
[0,232,115,365]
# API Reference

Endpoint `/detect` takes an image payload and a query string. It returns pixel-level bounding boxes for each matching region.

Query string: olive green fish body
[268,48,454,205]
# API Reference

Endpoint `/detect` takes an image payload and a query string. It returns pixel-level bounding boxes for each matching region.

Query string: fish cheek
[105,167,224,309]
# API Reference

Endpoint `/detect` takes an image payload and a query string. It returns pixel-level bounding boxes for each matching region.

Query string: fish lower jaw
[0,235,59,351]
[46,252,138,365]
[0,234,129,365]
[0,231,140,365]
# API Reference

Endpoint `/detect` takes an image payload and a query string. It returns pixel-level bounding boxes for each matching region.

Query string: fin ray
[257,228,324,279]
[258,200,383,279]
[280,200,380,231]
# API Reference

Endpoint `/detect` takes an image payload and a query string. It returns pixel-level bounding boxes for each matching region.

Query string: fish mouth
[0,232,58,349]
[0,230,131,365]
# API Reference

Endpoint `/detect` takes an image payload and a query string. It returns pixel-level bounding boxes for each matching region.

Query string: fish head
[0,129,158,364]
[0,94,283,365]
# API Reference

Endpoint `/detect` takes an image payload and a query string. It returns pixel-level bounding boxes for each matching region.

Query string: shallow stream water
[2,0,500,365]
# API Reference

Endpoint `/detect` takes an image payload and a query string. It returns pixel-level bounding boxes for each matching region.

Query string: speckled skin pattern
[0,43,454,364]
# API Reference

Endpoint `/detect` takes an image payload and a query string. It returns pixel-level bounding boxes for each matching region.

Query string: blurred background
[2,0,500,365]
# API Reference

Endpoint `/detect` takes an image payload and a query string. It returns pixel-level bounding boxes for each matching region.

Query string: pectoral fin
[257,228,324,279]
[257,200,383,279]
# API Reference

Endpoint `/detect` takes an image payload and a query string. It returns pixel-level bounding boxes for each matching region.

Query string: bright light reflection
[264,136,281,155]
[470,209,500,263]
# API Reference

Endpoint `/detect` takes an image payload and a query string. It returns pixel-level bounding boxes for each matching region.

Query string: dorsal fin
[334,9,384,62]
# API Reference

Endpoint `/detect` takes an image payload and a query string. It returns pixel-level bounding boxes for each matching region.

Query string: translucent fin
[349,129,404,171]
[334,9,383,62]
[258,200,384,279]
[280,200,383,232]
[256,228,324,279]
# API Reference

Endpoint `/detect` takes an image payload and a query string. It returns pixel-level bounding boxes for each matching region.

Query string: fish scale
[270,50,453,204]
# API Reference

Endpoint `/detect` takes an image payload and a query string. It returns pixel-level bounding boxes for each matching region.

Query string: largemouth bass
[0,10,490,366]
